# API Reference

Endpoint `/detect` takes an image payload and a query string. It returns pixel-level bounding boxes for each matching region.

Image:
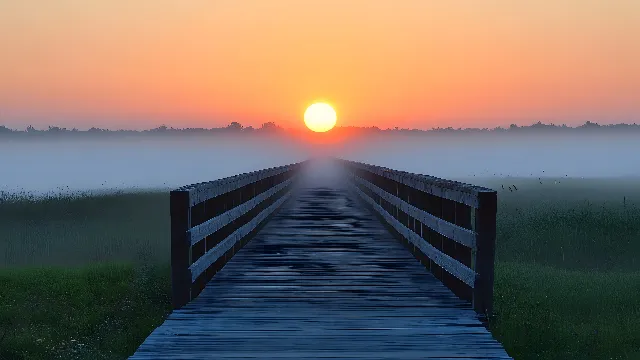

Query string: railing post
[473,190,497,318]
[171,190,191,310]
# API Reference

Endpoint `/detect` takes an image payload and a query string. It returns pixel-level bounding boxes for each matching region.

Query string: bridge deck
[131,179,511,359]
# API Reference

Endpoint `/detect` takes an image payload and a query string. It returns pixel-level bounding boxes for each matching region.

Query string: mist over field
[0,135,310,196]
[2,133,640,196]
[333,133,640,179]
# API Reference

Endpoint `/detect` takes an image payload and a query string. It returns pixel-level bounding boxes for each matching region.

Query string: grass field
[1,178,639,359]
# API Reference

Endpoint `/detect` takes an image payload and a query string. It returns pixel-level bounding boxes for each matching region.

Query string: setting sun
[304,103,337,132]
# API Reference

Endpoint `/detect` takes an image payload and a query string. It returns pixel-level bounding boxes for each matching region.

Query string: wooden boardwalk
[131,163,511,359]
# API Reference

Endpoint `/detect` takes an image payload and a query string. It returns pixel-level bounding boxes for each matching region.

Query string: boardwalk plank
[131,170,511,359]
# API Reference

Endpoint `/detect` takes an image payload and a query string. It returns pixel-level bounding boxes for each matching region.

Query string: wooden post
[454,202,473,302]
[473,190,497,318]
[170,190,192,310]
[440,199,457,296]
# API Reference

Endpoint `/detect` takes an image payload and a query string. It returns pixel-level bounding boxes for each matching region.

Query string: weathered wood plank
[340,159,493,208]
[182,163,300,206]
[350,181,477,287]
[187,177,294,245]
[131,169,510,359]
[352,174,477,248]
[188,190,293,282]
[169,190,191,309]
[454,201,474,301]
[473,190,498,318]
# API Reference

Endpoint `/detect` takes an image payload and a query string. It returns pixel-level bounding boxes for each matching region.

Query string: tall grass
[481,178,640,359]
[0,191,171,359]
[0,191,170,267]
[1,178,639,359]
[491,262,640,360]
[490,179,640,271]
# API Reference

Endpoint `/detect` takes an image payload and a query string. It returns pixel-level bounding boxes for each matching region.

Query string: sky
[1,0,639,130]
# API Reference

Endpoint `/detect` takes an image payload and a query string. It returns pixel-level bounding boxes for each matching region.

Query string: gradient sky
[1,0,639,130]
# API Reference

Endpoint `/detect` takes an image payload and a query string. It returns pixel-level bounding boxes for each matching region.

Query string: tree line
[1,120,639,136]
[0,121,281,135]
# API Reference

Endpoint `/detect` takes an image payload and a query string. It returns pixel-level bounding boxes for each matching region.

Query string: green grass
[0,191,170,267]
[491,180,640,271]
[0,192,172,359]
[491,262,640,360]
[1,177,639,359]
[0,264,171,360]
[481,177,640,359]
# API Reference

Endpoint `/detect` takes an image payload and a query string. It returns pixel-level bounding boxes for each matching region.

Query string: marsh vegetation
[1,177,639,359]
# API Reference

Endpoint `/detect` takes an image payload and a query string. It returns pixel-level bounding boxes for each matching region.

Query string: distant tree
[227,121,243,131]
[259,122,279,132]
[581,121,600,128]
[2,120,639,137]
[47,126,68,132]
[150,125,168,132]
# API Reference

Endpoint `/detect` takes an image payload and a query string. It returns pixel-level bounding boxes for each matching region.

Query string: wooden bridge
[130,158,512,359]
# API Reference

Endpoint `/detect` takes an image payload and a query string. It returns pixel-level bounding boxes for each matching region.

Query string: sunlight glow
[304,103,337,132]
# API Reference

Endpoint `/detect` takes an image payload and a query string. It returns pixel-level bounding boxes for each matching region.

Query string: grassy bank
[0,264,171,360]
[0,191,170,267]
[1,178,639,359]
[491,262,640,359]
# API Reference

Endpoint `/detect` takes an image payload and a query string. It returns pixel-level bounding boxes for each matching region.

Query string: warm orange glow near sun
[304,103,337,132]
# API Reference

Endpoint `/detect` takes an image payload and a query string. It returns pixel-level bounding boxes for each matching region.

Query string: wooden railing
[169,162,306,309]
[339,159,498,318]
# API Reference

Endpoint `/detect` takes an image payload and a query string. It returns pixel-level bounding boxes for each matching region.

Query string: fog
[1,133,639,196]
[0,135,310,196]
[332,133,640,180]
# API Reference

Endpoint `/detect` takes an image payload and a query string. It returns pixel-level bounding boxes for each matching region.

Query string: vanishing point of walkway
[131,162,511,359]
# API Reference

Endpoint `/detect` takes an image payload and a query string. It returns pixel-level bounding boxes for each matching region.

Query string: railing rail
[170,161,306,309]
[338,159,497,318]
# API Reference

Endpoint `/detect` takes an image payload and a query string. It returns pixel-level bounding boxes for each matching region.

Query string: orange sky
[1,0,639,130]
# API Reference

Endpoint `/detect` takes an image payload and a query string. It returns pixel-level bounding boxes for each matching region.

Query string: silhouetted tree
[47,126,68,132]
[0,120,638,137]
[580,121,600,128]
[150,125,168,132]
[227,121,243,131]
[259,122,279,132]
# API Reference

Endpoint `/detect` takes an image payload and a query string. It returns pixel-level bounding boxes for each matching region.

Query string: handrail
[178,165,295,206]
[339,158,497,318]
[345,161,493,208]
[187,178,294,245]
[353,176,477,248]
[170,161,306,309]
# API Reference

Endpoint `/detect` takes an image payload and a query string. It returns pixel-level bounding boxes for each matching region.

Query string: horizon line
[1,120,640,134]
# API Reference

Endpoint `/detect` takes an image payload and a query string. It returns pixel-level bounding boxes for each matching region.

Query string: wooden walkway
[131,165,511,359]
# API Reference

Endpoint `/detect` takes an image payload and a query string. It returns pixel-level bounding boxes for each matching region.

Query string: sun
[304,103,337,132]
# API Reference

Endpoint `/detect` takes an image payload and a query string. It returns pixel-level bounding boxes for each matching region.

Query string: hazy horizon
[2,134,639,197]
[2,119,640,133]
